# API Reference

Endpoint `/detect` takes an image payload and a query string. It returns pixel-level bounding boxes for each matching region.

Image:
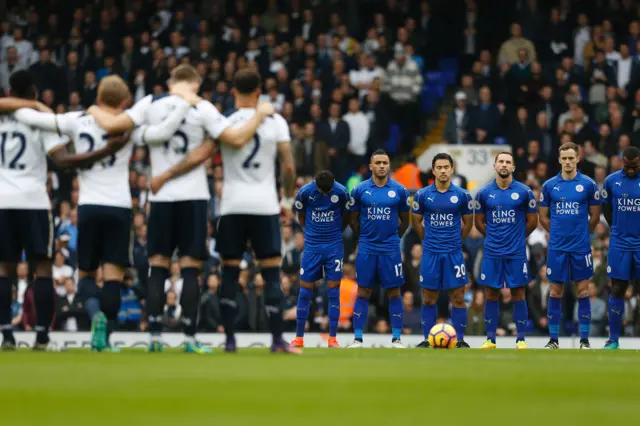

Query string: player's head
[622,146,640,178]
[169,64,201,93]
[370,149,390,179]
[96,75,131,109]
[558,142,580,174]
[8,70,37,100]
[232,68,262,103]
[493,151,515,179]
[431,153,454,184]
[314,170,335,194]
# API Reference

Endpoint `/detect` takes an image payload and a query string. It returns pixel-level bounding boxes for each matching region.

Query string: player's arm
[538,183,550,232]
[411,191,425,240]
[588,205,601,233]
[294,190,306,228]
[200,101,275,149]
[347,188,361,239]
[600,177,613,226]
[87,106,136,133]
[278,140,296,208]
[399,211,410,236]
[0,97,53,113]
[134,100,193,145]
[461,192,474,240]
[350,211,361,240]
[297,211,306,228]
[462,214,473,239]
[526,212,538,236]
[48,133,130,169]
[149,138,215,194]
[13,109,83,135]
[525,189,538,236]
[398,188,411,237]
[473,192,486,236]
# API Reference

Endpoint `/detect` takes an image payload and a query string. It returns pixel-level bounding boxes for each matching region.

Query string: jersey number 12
[0,131,26,169]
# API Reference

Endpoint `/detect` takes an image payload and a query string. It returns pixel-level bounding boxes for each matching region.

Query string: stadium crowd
[2,0,640,339]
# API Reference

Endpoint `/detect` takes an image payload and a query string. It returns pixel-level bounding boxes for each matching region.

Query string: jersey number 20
[0,131,26,169]
[242,135,261,169]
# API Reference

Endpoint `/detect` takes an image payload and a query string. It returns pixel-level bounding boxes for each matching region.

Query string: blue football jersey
[602,170,640,251]
[540,172,600,253]
[412,184,473,254]
[474,180,537,258]
[349,178,410,255]
[294,181,349,252]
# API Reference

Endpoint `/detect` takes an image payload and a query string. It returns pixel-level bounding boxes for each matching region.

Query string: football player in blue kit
[347,149,411,348]
[601,146,640,349]
[538,142,600,349]
[474,152,538,349]
[291,170,349,348]
[411,153,473,348]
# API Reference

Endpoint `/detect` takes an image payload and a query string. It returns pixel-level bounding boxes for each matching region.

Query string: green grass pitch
[1,349,638,425]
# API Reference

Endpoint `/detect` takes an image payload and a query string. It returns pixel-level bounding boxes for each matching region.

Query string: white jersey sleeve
[196,100,231,139]
[14,109,81,135]
[42,131,67,154]
[124,94,153,126]
[273,114,291,143]
[132,99,192,145]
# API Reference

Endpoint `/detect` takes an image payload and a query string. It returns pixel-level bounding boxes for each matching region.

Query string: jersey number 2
[242,135,261,169]
[79,133,116,168]
[0,131,26,169]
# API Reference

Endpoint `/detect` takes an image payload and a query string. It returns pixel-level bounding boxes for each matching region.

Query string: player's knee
[449,289,466,308]
[179,256,202,270]
[611,279,628,299]
[386,287,401,299]
[257,256,282,268]
[422,289,438,305]
[510,287,526,301]
[575,281,589,298]
[102,263,125,282]
[34,259,52,278]
[300,280,315,289]
[550,283,564,298]
[484,287,500,302]
[0,263,13,277]
[326,280,340,289]
[149,255,171,269]
[357,287,372,299]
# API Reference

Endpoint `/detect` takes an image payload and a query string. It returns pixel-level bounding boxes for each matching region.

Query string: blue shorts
[546,249,593,284]
[419,250,468,291]
[355,251,404,289]
[300,249,344,283]
[478,257,530,289]
[607,249,640,281]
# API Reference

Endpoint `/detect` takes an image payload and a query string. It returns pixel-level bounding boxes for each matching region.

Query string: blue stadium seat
[385,124,402,154]
[438,58,458,84]
[494,137,508,145]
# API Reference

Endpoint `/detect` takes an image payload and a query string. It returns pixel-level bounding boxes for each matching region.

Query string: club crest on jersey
[388,190,396,198]
[294,200,303,210]
[331,195,339,203]
[576,184,584,192]
[450,196,459,204]
[412,201,420,211]
[511,192,520,200]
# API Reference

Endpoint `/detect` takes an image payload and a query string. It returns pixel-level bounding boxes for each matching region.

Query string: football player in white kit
[8,75,199,351]
[0,71,129,350]
[150,68,299,354]
[88,64,275,353]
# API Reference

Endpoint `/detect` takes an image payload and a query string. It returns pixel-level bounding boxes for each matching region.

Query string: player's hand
[150,175,166,195]
[34,101,54,113]
[280,196,294,211]
[256,102,275,118]
[106,132,131,152]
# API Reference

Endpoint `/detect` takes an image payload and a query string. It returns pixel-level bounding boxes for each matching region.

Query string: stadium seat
[385,124,402,154]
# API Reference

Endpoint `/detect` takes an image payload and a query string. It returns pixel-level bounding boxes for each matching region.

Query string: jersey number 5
[242,135,261,169]
[0,131,26,170]
[79,133,116,168]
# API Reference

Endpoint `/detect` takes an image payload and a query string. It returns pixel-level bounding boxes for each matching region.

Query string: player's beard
[497,169,511,179]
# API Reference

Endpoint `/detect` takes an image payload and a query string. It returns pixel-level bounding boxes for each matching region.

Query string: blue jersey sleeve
[474,189,486,214]
[294,187,307,212]
[526,188,537,213]
[539,181,550,208]
[348,186,361,212]
[588,179,601,206]
[601,175,612,205]
[461,190,473,215]
[412,189,426,215]
[398,186,411,213]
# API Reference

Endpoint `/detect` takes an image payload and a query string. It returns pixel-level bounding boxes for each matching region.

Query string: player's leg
[145,202,174,352]
[216,215,248,352]
[445,251,470,348]
[604,249,632,349]
[349,253,375,348]
[381,251,406,347]
[291,252,321,347]
[569,251,595,349]
[250,215,300,353]
[478,257,502,348]
[416,252,441,348]
[545,250,568,349]
[24,210,56,350]
[0,209,19,349]
[322,250,344,347]
[506,258,531,349]
[176,200,210,354]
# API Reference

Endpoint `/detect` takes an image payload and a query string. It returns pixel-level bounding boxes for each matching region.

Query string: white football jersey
[127,94,231,202]
[220,109,291,216]
[0,113,66,209]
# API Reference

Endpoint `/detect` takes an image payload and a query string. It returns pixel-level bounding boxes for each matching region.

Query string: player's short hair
[370,149,389,162]
[432,152,453,168]
[315,170,335,193]
[9,70,37,99]
[622,146,640,161]
[494,151,514,163]
[170,64,201,84]
[559,142,579,155]
[97,75,130,108]
[233,68,262,94]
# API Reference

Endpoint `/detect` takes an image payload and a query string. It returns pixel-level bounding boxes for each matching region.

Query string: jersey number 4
[0,131,26,169]
[242,135,261,169]
[79,133,116,168]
